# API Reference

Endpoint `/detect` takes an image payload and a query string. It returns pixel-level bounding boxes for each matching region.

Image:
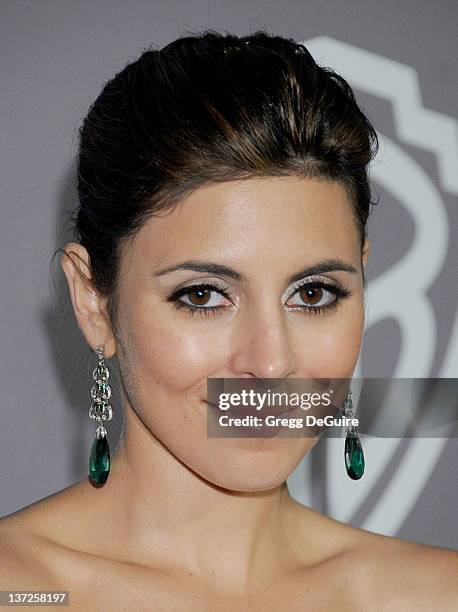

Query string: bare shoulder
[0,480,92,590]
[340,524,458,610]
[0,519,96,612]
[0,516,59,589]
[290,501,458,610]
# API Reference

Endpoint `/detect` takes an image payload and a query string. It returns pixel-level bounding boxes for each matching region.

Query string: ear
[362,238,371,267]
[60,242,116,358]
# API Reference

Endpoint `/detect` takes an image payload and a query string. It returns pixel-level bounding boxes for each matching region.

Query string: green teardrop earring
[88,345,113,487]
[343,388,365,480]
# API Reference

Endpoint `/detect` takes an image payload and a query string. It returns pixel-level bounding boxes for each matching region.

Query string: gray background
[1,1,457,549]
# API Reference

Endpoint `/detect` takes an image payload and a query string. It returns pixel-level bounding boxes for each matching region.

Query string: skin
[1,176,457,611]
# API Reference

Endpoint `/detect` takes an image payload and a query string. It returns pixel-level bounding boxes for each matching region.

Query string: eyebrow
[152,258,358,284]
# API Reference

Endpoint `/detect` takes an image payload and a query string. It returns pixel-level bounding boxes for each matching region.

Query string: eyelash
[166,281,351,317]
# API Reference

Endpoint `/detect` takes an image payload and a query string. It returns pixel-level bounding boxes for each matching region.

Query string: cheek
[123,304,223,392]
[287,299,365,379]
[308,304,365,374]
[120,293,365,394]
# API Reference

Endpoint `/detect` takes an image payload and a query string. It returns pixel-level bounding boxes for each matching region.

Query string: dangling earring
[88,345,113,487]
[343,388,365,480]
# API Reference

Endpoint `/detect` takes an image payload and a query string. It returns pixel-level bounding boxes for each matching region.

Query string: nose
[229,300,296,381]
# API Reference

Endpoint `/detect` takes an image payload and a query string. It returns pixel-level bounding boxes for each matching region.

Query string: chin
[190,437,316,492]
[203,468,289,493]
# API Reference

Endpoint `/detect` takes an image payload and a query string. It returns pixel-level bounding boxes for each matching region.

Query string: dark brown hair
[68,29,379,335]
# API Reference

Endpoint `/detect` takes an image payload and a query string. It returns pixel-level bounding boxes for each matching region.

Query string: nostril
[252,377,287,391]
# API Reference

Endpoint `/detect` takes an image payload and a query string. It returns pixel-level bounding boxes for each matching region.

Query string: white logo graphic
[288,37,458,536]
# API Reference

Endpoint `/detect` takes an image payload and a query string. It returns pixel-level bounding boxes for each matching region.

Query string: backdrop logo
[288,37,458,536]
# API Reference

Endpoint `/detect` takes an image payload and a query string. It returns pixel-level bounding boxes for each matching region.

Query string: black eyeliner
[166,280,352,317]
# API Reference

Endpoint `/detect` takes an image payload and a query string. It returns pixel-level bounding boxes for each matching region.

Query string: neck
[91,400,302,591]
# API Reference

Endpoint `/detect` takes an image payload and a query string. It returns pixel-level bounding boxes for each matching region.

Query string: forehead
[126,176,360,268]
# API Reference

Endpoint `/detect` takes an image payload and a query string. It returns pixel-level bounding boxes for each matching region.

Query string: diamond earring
[88,345,113,487]
[343,388,365,480]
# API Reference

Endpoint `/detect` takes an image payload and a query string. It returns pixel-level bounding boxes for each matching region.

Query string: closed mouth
[204,400,298,419]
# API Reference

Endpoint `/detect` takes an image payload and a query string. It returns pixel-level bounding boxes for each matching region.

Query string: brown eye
[286,282,342,311]
[167,282,235,316]
[188,288,212,306]
[299,286,323,305]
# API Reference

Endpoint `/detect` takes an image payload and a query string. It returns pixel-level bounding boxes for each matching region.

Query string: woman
[1,30,457,610]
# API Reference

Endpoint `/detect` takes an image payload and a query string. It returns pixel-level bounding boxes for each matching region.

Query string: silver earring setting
[343,388,365,480]
[88,345,113,487]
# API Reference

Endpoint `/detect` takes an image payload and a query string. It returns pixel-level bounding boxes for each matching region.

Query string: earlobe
[60,242,116,357]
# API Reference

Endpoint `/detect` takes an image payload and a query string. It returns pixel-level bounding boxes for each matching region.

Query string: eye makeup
[165,276,351,318]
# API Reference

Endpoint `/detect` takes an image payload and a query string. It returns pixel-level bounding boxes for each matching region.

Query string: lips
[204,400,298,418]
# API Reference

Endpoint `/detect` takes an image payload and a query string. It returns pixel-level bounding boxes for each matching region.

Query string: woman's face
[108,176,370,490]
